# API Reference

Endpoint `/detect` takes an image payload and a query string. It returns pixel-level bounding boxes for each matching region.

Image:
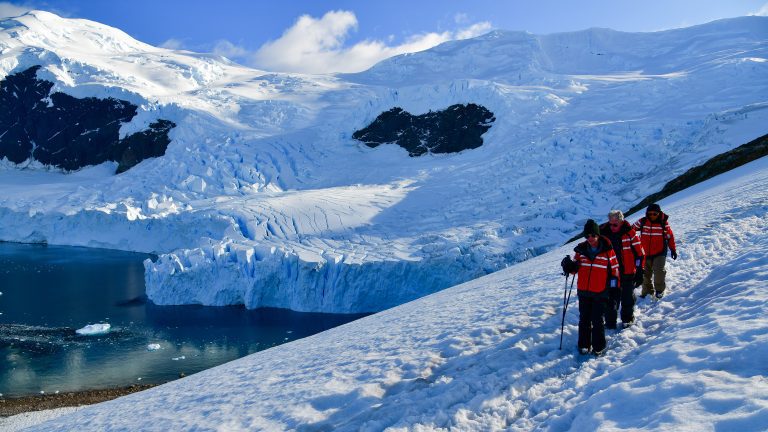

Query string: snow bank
[27,156,768,430]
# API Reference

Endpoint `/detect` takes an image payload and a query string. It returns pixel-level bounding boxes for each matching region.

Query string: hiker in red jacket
[633,203,677,299]
[561,219,620,355]
[600,210,645,328]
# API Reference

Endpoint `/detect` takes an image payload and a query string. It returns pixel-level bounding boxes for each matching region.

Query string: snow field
[26,157,768,430]
[2,10,768,431]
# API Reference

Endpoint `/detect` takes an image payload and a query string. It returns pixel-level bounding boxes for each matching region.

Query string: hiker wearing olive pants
[633,203,677,299]
[644,255,668,297]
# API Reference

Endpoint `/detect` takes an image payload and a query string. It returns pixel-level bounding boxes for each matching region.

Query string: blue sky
[1,0,767,73]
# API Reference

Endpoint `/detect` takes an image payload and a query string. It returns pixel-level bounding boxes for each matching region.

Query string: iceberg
[75,323,111,336]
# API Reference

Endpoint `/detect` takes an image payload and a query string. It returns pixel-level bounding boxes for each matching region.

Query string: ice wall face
[1,12,767,313]
[144,243,501,313]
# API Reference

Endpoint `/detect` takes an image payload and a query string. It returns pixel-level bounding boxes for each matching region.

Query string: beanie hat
[583,219,600,237]
[647,203,662,213]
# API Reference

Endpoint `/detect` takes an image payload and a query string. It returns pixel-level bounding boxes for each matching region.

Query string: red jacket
[633,213,676,258]
[568,235,620,296]
[599,220,645,275]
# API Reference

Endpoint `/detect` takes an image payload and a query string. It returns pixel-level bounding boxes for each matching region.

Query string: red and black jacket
[633,213,676,258]
[599,220,646,276]
[567,235,620,297]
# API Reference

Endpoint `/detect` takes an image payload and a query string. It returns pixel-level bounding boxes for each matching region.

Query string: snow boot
[655,291,665,299]
[579,347,590,355]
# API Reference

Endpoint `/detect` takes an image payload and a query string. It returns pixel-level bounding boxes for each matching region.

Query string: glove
[634,267,644,287]
[561,256,577,275]
[670,249,677,260]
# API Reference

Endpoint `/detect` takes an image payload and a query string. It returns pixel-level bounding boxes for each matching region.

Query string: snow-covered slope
[20,153,768,431]
[1,11,767,312]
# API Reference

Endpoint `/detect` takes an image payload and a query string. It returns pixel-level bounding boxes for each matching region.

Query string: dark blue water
[0,242,365,397]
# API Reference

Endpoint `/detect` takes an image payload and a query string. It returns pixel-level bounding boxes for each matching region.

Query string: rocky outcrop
[353,103,495,156]
[114,119,175,173]
[0,66,174,172]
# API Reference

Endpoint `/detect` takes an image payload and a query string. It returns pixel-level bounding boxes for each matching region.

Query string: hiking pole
[559,273,576,350]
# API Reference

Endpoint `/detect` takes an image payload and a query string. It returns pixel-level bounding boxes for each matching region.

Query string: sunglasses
[609,222,621,227]
[585,234,598,238]
[647,211,659,216]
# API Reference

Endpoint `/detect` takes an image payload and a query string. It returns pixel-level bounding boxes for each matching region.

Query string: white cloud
[250,10,493,74]
[212,40,248,59]
[0,1,32,18]
[160,38,247,60]
[251,10,357,73]
[751,2,768,16]
[456,22,493,40]
[159,38,185,50]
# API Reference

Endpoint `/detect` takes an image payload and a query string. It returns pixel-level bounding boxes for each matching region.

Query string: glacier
[16,134,768,432]
[0,11,767,312]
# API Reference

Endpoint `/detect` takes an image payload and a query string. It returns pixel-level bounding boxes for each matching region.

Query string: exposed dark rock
[114,119,175,173]
[0,65,175,172]
[353,103,495,156]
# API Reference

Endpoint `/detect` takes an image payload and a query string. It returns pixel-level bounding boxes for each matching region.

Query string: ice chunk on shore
[75,323,111,335]
[147,343,161,351]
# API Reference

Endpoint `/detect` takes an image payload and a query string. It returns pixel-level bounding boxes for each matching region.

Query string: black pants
[578,294,606,352]
[605,276,636,327]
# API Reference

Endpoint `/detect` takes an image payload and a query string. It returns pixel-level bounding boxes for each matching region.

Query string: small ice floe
[147,343,162,351]
[75,323,111,335]
[172,355,186,361]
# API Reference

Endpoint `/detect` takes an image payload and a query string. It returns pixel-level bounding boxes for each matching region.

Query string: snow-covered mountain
[1,11,767,313]
[13,140,768,431]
